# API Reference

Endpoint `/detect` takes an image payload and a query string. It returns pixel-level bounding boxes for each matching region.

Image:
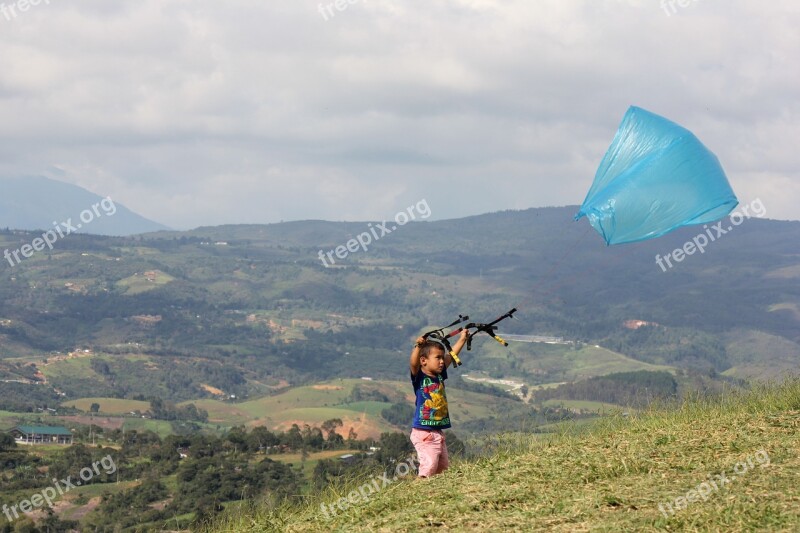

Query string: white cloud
[0,0,798,228]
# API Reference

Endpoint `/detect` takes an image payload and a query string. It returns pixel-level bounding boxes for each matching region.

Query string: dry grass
[208,380,800,532]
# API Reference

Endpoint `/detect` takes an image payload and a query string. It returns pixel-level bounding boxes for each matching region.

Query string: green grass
[191,380,408,438]
[541,399,626,413]
[265,449,364,480]
[0,410,23,429]
[115,269,175,295]
[182,378,536,439]
[533,344,674,381]
[58,481,139,521]
[46,379,534,442]
[336,401,393,417]
[471,341,676,385]
[236,380,360,415]
[722,329,800,380]
[161,473,179,493]
[181,399,254,426]
[39,356,99,380]
[207,379,800,532]
[62,397,151,414]
[122,418,174,438]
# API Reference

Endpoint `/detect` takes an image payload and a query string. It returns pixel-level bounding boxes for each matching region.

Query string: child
[409,329,468,478]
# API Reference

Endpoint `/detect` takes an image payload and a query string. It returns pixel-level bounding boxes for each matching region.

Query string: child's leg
[435,435,449,474]
[410,429,440,478]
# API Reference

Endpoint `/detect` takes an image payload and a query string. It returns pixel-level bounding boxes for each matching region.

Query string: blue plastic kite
[575,106,738,245]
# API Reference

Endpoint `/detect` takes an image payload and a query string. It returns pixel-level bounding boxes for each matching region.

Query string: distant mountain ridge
[0,204,798,389]
[0,176,170,236]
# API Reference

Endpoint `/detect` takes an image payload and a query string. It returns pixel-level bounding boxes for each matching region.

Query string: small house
[9,425,73,445]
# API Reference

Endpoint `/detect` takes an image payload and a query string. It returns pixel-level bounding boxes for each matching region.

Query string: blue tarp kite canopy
[575,106,738,245]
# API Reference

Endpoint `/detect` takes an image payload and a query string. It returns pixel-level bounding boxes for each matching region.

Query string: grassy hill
[722,329,800,380]
[208,380,800,532]
[61,398,151,414]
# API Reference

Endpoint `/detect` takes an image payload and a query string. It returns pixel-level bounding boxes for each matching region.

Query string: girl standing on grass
[409,330,468,478]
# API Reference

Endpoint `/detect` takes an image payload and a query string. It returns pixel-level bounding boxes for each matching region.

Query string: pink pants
[410,428,449,477]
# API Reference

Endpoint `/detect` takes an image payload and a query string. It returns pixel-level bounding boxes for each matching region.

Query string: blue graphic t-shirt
[410,369,451,430]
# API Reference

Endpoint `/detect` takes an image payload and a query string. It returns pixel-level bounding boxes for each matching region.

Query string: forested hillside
[1,206,798,408]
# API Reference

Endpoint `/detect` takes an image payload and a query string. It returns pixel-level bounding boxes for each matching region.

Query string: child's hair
[419,340,446,360]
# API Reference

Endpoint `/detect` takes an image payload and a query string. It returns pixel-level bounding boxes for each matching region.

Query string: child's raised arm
[444,329,469,368]
[410,336,425,376]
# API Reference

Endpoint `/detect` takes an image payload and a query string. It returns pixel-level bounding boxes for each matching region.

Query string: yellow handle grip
[492,335,509,347]
[450,351,462,367]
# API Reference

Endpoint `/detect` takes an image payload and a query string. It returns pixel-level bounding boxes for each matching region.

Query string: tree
[225,426,248,453]
[12,517,37,533]
[38,506,78,533]
[381,403,415,426]
[0,433,15,451]
[90,402,101,414]
[301,425,324,450]
[282,424,303,450]
[247,426,279,453]
[192,496,224,528]
[376,432,412,465]
[320,418,343,448]
[327,432,344,449]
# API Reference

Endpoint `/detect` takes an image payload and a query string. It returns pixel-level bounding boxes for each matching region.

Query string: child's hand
[450,328,469,357]
[414,336,426,347]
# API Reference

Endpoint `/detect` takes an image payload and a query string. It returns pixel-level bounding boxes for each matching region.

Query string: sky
[0,0,798,230]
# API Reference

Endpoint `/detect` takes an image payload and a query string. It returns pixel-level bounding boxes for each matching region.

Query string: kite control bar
[464,308,517,351]
[420,308,517,369]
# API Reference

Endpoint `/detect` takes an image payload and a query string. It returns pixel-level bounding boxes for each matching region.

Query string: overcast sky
[0,0,797,229]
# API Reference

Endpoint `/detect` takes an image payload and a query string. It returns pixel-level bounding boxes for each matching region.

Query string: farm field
[506,343,675,382]
[186,379,409,439]
[50,376,549,441]
[265,449,365,479]
[121,418,176,438]
[62,398,151,414]
[0,410,21,429]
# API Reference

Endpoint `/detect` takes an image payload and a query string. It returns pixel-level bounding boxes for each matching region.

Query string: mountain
[0,205,798,408]
[0,176,170,236]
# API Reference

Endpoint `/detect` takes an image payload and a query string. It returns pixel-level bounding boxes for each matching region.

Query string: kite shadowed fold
[575,106,738,245]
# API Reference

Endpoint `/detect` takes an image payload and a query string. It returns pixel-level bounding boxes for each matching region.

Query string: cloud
[0,0,797,228]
